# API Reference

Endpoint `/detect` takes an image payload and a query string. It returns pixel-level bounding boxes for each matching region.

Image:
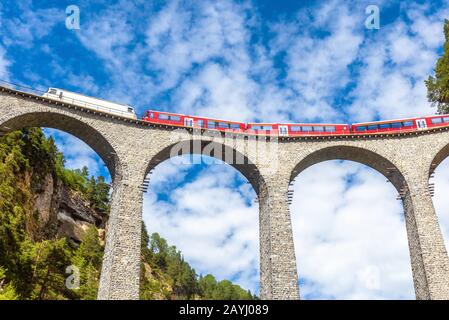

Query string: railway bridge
[1,85,449,300]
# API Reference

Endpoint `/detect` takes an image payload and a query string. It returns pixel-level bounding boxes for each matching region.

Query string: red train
[142,110,245,132]
[141,110,449,137]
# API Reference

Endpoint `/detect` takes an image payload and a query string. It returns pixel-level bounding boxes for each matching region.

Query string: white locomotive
[42,87,137,119]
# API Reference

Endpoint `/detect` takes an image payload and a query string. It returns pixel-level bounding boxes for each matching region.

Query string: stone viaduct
[1,85,449,300]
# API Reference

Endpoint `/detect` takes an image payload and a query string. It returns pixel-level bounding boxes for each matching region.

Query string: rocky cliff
[0,128,110,299]
[28,171,106,244]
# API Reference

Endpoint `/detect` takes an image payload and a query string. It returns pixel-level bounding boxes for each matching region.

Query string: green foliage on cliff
[140,224,257,300]
[426,19,449,113]
[198,274,257,300]
[0,128,107,299]
[0,128,256,300]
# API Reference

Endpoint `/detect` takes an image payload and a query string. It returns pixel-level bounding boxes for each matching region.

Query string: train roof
[49,87,133,108]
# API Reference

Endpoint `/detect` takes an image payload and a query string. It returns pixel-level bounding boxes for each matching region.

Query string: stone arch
[289,145,408,193]
[428,142,449,177]
[141,138,264,296]
[288,144,418,299]
[0,111,118,179]
[145,139,264,196]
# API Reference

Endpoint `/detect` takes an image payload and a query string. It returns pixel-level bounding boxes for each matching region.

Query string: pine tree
[29,239,74,300]
[0,266,19,300]
[71,226,103,299]
[198,274,217,298]
[426,19,449,113]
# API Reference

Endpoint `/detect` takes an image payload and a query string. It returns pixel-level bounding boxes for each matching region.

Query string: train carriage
[284,123,350,136]
[246,123,280,136]
[351,114,449,134]
[142,110,246,133]
[42,87,137,119]
[246,123,350,136]
[142,109,449,138]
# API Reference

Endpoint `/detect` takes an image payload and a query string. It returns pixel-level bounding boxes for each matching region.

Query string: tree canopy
[426,19,449,113]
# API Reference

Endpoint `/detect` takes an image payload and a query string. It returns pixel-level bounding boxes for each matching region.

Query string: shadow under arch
[145,139,265,197]
[289,145,408,193]
[0,111,118,179]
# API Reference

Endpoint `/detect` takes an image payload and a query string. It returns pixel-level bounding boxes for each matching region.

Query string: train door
[278,125,289,137]
[415,119,427,130]
[184,117,193,127]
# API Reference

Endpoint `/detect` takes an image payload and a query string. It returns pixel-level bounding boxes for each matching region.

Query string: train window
[49,89,57,94]
[325,126,336,132]
[290,126,301,131]
[402,121,413,127]
[379,123,390,129]
[149,112,154,118]
[197,120,204,127]
[158,114,169,120]
[128,107,134,113]
[251,125,271,130]
[230,123,241,129]
[170,115,181,121]
[391,122,402,128]
[218,122,230,129]
[356,126,366,132]
[208,121,216,129]
[443,117,449,123]
[367,125,378,130]
[313,126,324,132]
[302,126,313,132]
[431,117,443,124]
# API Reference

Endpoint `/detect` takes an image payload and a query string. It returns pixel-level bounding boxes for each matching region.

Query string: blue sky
[1,0,449,299]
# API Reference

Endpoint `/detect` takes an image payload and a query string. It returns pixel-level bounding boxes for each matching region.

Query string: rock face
[29,172,107,244]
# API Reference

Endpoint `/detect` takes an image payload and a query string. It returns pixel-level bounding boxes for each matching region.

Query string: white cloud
[1,2,60,48]
[347,4,449,121]
[65,73,100,96]
[43,128,107,179]
[270,1,363,121]
[290,161,415,299]
[0,45,11,80]
[143,162,259,293]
